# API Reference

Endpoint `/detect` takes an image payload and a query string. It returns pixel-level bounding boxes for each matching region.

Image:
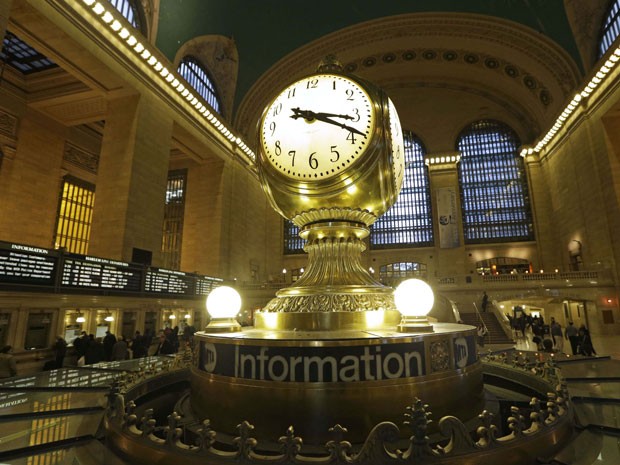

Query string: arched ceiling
[156,0,584,106]
[155,0,606,149]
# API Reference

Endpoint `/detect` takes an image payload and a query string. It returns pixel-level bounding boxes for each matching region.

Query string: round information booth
[190,323,483,444]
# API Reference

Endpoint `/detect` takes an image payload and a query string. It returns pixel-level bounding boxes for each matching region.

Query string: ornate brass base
[260,220,398,330]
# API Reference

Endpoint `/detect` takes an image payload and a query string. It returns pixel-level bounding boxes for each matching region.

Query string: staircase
[459,312,514,345]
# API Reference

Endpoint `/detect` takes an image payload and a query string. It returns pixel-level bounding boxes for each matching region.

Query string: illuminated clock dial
[260,74,376,181]
[387,98,405,193]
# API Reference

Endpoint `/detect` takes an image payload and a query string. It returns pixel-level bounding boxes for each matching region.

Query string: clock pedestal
[255,217,400,331]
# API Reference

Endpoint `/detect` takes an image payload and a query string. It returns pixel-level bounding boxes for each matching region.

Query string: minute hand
[312,113,365,137]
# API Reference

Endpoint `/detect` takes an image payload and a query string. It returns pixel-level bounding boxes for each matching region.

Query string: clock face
[260,74,375,181]
[387,98,405,193]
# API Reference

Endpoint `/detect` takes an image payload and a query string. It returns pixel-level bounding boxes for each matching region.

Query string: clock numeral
[346,131,357,145]
[330,146,340,162]
[332,80,336,90]
[351,108,360,122]
[272,103,282,117]
[288,150,296,167]
[269,121,276,136]
[306,78,318,89]
[287,88,296,99]
[275,141,282,156]
[345,89,354,101]
[309,152,318,170]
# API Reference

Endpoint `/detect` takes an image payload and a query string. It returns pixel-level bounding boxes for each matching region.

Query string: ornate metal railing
[104,351,572,465]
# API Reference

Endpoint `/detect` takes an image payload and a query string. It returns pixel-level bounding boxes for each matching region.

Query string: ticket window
[64,310,85,344]
[192,310,202,331]
[0,313,10,347]
[25,312,52,349]
[144,311,157,337]
[122,312,137,340]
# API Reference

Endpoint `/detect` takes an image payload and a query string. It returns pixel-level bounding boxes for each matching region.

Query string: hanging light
[76,310,85,323]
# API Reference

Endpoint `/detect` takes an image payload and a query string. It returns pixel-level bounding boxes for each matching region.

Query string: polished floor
[485,332,620,465]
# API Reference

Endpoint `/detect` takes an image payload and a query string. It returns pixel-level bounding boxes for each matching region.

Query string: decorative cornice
[236,13,581,144]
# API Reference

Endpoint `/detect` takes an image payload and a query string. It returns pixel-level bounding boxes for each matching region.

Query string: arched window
[283,220,305,255]
[370,131,433,248]
[177,56,222,114]
[107,0,145,34]
[457,120,533,243]
[599,0,620,58]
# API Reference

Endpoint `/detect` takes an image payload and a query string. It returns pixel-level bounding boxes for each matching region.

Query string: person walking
[550,317,564,353]
[0,345,17,378]
[565,322,579,355]
[477,324,488,348]
[577,325,597,356]
[111,336,129,361]
[103,331,117,361]
[481,291,489,312]
[53,336,67,369]
[154,333,175,355]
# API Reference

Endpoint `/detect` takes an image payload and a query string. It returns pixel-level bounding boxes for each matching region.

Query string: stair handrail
[489,300,516,341]
[472,302,490,341]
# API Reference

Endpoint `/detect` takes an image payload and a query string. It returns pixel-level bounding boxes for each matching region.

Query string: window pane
[371,131,434,248]
[283,221,306,255]
[457,120,534,244]
[0,32,57,75]
[107,0,142,31]
[161,170,187,270]
[177,56,222,114]
[54,177,96,254]
[599,1,620,58]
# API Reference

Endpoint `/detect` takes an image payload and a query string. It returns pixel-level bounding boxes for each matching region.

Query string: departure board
[0,242,58,286]
[195,276,223,295]
[60,255,142,292]
[145,268,194,295]
[0,240,225,298]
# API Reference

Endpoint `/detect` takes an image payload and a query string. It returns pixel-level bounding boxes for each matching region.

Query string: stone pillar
[181,157,226,276]
[0,110,66,246]
[0,1,11,40]
[426,153,465,276]
[88,94,173,265]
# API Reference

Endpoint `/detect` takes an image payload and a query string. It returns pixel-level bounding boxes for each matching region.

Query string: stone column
[181,157,226,276]
[0,110,66,246]
[426,153,465,277]
[88,93,173,265]
[0,1,11,40]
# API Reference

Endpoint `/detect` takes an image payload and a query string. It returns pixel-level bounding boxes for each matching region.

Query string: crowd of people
[49,320,197,368]
[505,311,596,356]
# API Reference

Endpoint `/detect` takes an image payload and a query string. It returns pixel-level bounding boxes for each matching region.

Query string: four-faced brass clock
[260,74,376,181]
[257,66,404,226]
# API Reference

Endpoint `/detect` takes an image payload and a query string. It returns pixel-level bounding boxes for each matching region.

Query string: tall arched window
[177,56,222,114]
[599,0,620,58]
[457,120,533,243]
[283,220,305,255]
[107,0,146,35]
[370,131,433,248]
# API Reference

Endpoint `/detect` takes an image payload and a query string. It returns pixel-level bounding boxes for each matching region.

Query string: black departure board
[145,268,194,295]
[195,276,223,295]
[0,240,225,298]
[0,242,58,286]
[60,255,142,292]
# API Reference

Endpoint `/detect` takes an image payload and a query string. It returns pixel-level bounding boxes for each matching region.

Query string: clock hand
[313,111,355,121]
[290,108,365,137]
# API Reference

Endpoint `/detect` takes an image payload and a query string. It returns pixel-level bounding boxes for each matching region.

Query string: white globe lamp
[394,279,435,332]
[205,286,242,332]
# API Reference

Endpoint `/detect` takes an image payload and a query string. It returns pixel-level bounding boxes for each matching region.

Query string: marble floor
[486,332,620,465]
